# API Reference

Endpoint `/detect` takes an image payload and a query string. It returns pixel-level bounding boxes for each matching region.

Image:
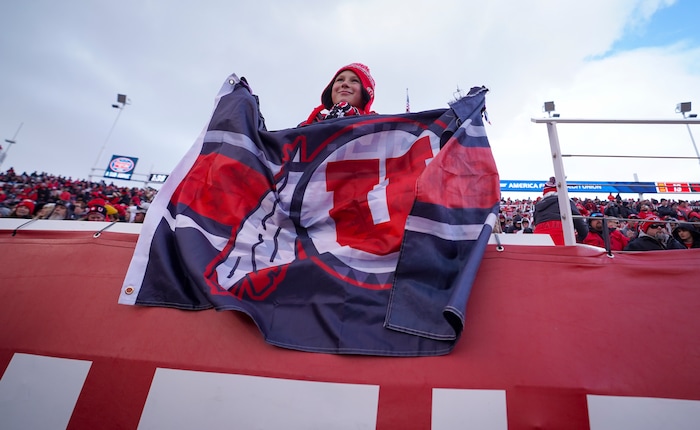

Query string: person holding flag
[300,63,376,126]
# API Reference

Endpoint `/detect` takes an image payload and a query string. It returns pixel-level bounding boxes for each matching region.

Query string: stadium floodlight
[675,102,691,115]
[543,101,559,118]
[112,94,130,110]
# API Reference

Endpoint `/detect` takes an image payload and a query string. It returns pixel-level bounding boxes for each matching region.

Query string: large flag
[119,74,500,356]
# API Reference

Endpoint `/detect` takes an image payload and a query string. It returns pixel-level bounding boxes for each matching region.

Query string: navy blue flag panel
[119,74,500,356]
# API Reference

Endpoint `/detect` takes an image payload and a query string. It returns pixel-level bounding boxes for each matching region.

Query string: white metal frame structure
[531,117,699,246]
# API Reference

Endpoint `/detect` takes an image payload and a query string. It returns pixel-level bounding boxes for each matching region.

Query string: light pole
[0,122,24,170]
[90,94,129,180]
[675,102,700,168]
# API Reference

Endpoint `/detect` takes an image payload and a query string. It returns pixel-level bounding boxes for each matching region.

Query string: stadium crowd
[497,188,700,250]
[0,168,156,223]
[2,167,699,249]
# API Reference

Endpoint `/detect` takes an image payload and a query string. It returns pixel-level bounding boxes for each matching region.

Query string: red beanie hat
[542,177,557,195]
[639,216,662,234]
[17,199,36,214]
[321,63,375,113]
[87,198,107,217]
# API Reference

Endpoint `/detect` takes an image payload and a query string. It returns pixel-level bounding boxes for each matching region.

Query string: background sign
[104,155,138,180]
[148,173,169,183]
[500,180,700,194]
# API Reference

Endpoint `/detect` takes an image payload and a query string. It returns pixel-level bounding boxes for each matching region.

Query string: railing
[531,118,700,246]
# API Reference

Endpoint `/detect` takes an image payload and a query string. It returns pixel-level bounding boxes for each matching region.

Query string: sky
[1,0,699,200]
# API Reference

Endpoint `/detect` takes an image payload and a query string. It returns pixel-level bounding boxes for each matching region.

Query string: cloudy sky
[1,0,699,199]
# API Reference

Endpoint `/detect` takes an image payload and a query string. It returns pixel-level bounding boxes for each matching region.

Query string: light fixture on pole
[675,101,700,168]
[0,122,24,169]
[91,94,130,180]
[543,101,560,118]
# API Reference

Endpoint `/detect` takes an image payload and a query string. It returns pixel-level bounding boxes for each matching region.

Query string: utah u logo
[325,135,434,255]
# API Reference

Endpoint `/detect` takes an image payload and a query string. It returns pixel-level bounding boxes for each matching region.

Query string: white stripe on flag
[405,215,484,241]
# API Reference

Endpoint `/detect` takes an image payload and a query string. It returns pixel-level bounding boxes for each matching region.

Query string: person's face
[331,70,364,108]
[134,212,145,223]
[646,224,665,238]
[15,205,30,216]
[48,205,68,220]
[677,229,692,241]
[53,205,67,216]
[590,219,603,231]
[87,212,105,221]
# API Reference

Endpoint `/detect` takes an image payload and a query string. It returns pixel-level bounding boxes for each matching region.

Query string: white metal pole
[545,121,577,246]
[684,123,700,167]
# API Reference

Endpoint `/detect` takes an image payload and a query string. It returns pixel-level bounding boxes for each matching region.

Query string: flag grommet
[124,286,134,295]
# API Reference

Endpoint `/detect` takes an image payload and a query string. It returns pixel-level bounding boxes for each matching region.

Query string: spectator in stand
[72,201,87,220]
[104,203,120,222]
[84,199,108,222]
[496,213,506,233]
[575,199,590,218]
[672,223,700,249]
[620,214,640,240]
[508,219,523,233]
[607,217,629,249]
[670,202,684,220]
[517,217,533,234]
[492,216,503,233]
[677,200,692,220]
[618,200,635,218]
[657,199,675,219]
[503,217,514,233]
[533,177,588,245]
[665,217,679,234]
[48,201,72,220]
[583,213,629,251]
[604,198,622,219]
[132,204,148,223]
[673,223,700,249]
[637,203,653,220]
[623,216,684,251]
[33,203,55,219]
[511,209,523,224]
[9,199,35,219]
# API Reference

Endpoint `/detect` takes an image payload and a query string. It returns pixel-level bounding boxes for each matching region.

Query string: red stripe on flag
[171,152,270,227]
[418,145,499,209]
